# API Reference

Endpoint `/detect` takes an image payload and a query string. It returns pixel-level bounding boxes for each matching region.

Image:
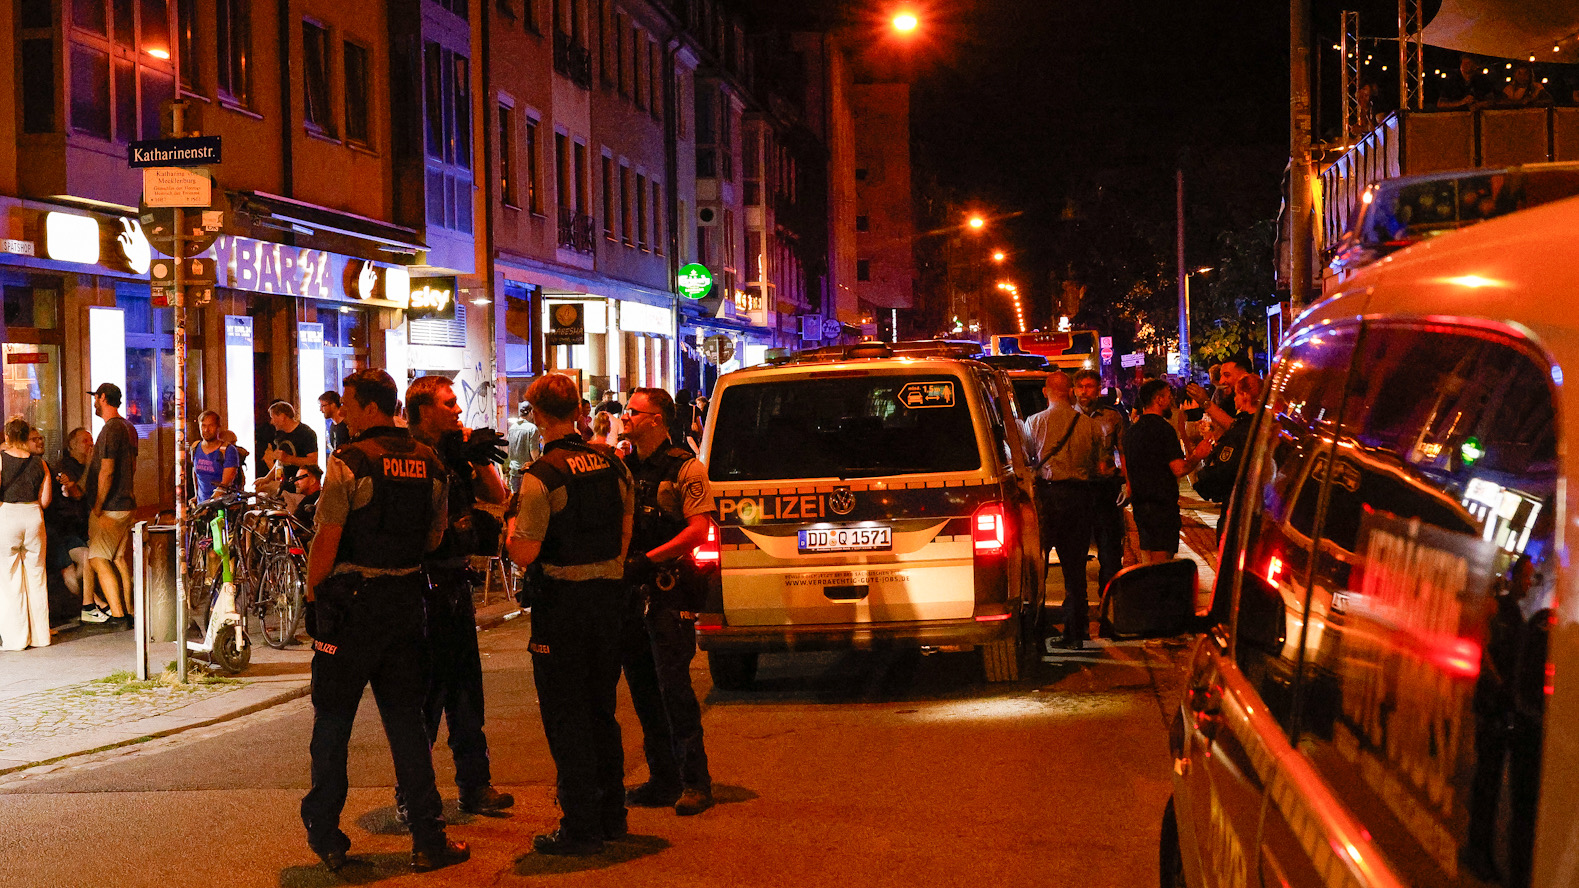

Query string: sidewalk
[0,596,524,776]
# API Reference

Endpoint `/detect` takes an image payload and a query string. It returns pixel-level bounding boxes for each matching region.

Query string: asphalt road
[0,615,1193,888]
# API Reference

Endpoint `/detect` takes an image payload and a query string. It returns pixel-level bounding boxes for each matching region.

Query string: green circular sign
[677,263,714,299]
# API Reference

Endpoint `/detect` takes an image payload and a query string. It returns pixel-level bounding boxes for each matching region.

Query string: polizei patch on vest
[383,457,430,479]
[563,453,608,474]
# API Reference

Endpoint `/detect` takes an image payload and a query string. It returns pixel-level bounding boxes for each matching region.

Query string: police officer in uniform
[1073,369,1128,595]
[506,373,635,856]
[618,387,716,816]
[1191,373,1261,542]
[300,369,469,873]
[396,375,513,821]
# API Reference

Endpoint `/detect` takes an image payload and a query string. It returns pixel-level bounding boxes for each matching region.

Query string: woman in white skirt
[1,417,52,650]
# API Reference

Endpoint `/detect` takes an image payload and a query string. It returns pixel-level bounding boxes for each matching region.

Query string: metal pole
[132,521,147,680]
[1290,0,1315,312]
[171,101,189,684]
[1176,168,1189,379]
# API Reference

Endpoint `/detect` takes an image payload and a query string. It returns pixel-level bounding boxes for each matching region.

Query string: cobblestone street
[0,674,246,752]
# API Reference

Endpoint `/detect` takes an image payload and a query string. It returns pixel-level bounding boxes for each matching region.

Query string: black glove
[463,427,508,468]
[304,600,318,639]
[625,551,655,587]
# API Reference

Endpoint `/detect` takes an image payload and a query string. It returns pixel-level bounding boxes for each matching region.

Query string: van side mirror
[1100,559,1200,638]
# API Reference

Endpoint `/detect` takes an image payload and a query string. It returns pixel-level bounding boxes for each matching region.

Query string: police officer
[1024,371,1101,650]
[1073,369,1128,596]
[300,369,469,873]
[1191,373,1261,542]
[396,375,513,821]
[618,387,716,816]
[506,373,635,856]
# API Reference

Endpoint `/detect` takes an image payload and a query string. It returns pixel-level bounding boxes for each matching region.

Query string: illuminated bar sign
[407,277,457,320]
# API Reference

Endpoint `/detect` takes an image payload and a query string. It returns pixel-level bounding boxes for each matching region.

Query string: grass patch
[88,666,242,694]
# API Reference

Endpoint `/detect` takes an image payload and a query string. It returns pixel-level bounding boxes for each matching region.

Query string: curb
[0,601,529,779]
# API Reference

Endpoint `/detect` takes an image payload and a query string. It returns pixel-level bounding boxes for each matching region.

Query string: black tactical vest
[527,436,625,567]
[626,443,692,555]
[334,427,445,570]
[428,430,480,561]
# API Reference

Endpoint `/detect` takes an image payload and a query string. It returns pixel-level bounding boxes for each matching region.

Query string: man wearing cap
[85,383,139,624]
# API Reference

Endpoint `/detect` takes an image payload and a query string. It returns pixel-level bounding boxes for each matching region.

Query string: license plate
[798,525,892,554]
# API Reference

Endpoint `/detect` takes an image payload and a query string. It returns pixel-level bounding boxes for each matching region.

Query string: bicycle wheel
[257,550,306,649]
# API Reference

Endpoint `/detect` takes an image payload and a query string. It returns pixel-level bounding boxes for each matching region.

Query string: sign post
[133,108,220,682]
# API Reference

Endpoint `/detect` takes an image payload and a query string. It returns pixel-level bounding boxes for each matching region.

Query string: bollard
[132,522,148,681]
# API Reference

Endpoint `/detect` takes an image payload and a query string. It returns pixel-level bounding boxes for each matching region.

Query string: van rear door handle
[1187,683,1223,741]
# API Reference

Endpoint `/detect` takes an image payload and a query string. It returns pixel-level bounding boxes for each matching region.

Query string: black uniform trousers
[407,567,491,798]
[531,576,627,839]
[301,574,447,851]
[621,587,711,792]
[1038,479,1094,640]
[1089,475,1126,596]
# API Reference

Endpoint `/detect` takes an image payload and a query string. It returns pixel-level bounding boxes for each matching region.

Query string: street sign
[1120,353,1145,368]
[676,263,713,299]
[704,334,736,364]
[151,257,216,287]
[143,167,212,207]
[127,136,222,168]
[139,185,229,257]
[547,302,585,346]
[1100,336,1113,350]
[800,317,823,340]
[822,318,843,339]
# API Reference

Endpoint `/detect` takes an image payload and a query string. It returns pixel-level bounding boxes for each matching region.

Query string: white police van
[1104,195,1579,887]
[692,341,1046,687]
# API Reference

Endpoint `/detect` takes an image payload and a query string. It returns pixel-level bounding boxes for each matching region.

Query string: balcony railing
[558,207,596,254]
[553,32,593,90]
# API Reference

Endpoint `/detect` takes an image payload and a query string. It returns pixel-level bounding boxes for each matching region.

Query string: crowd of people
[1022,357,1262,649]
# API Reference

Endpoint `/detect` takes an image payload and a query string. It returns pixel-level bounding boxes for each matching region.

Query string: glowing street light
[967,215,985,231]
[892,10,919,33]
[992,250,1006,262]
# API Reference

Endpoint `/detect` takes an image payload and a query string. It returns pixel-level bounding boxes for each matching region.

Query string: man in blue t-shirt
[192,409,240,501]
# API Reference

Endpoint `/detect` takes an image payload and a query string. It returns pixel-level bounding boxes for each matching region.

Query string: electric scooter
[188,503,251,674]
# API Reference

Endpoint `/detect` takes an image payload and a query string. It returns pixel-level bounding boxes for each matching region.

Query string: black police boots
[460,785,516,814]
[532,828,604,856]
[411,838,471,872]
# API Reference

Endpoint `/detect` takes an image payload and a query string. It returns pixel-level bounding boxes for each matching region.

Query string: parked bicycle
[185,489,311,658]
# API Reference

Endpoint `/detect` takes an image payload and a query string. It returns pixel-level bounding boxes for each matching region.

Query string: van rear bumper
[695,615,1016,653]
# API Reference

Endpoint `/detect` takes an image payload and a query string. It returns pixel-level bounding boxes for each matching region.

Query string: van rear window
[707,374,981,481]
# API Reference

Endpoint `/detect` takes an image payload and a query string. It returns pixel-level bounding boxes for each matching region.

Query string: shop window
[4,283,61,329]
[345,41,372,145]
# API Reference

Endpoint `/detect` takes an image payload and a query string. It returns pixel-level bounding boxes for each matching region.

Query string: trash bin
[137,523,179,644]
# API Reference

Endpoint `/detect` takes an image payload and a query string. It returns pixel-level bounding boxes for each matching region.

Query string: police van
[1102,195,1578,887]
[693,340,1046,687]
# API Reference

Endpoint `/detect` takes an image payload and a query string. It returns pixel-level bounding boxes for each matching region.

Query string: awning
[1420,1,1579,62]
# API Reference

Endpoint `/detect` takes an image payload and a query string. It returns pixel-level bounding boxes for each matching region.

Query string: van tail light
[696,613,722,632]
[690,517,720,565]
[973,503,1008,557]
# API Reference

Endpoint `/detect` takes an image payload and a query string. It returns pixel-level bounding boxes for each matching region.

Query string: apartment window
[574,141,589,214]
[302,21,332,135]
[652,179,663,255]
[602,156,615,239]
[555,133,570,209]
[217,0,252,106]
[857,259,871,282]
[632,27,644,109]
[21,38,54,133]
[620,164,632,243]
[525,116,541,211]
[499,104,518,207]
[435,0,468,20]
[648,40,660,119]
[344,41,370,144]
[856,215,869,232]
[69,0,177,142]
[176,0,198,91]
[855,167,868,181]
[636,173,648,250]
[747,231,763,281]
[423,42,472,169]
[523,0,538,33]
[674,65,686,137]
[719,100,733,180]
[614,12,626,94]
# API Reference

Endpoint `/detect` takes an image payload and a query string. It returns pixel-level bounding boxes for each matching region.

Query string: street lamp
[1180,266,1214,379]
[892,10,919,33]
[992,250,1005,262]
[967,215,985,231]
